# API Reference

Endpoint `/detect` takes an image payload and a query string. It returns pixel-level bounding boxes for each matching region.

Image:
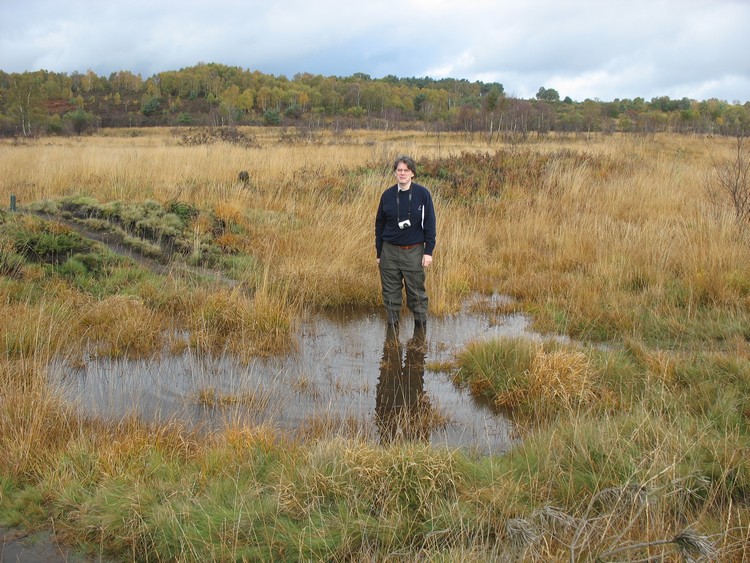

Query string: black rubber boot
[414,318,426,339]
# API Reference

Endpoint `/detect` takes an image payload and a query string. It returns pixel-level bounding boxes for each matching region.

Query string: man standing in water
[375,156,436,333]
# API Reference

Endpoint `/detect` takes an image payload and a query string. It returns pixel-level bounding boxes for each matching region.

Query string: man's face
[395,163,414,184]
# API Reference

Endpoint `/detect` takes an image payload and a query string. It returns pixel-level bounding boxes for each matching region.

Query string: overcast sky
[1,0,748,103]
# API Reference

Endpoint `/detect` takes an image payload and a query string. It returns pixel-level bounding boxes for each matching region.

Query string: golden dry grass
[527,348,598,409]
[2,129,750,560]
[3,129,748,330]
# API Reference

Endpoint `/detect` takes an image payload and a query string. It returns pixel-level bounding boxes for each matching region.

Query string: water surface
[51,295,563,455]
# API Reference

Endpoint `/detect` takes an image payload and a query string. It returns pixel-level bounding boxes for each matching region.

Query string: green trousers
[379,242,428,324]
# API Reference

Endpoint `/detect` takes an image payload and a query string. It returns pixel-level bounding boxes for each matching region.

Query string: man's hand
[422,254,433,268]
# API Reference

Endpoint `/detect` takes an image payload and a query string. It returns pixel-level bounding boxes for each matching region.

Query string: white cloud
[1,0,748,102]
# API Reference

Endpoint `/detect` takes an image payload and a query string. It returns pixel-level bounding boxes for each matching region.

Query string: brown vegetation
[1,128,749,560]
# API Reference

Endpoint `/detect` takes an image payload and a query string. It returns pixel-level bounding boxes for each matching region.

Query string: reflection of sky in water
[50,295,565,455]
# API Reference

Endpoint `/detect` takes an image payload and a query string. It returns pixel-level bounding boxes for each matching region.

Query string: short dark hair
[393,155,417,176]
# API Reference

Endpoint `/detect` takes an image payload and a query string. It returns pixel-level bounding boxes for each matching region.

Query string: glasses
[395,168,411,173]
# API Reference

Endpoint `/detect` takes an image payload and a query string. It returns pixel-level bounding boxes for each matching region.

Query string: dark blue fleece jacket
[375,182,436,258]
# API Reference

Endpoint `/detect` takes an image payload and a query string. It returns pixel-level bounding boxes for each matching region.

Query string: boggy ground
[21,203,533,452]
[1,129,749,560]
[1,526,108,562]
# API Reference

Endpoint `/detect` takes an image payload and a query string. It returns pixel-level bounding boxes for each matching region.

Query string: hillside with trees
[1,62,748,137]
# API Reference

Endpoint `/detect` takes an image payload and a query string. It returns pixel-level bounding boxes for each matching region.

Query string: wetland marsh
[51,296,557,455]
[2,129,749,561]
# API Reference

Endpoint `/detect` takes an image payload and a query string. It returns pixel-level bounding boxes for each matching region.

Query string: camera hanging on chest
[397,189,412,229]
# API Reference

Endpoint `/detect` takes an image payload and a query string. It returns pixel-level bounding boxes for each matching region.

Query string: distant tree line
[1,62,748,138]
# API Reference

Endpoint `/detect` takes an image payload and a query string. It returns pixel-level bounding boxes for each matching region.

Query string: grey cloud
[1,0,748,102]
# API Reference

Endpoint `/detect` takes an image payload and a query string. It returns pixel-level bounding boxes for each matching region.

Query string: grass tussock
[454,338,610,418]
[1,406,746,560]
[1,130,750,559]
[78,294,167,358]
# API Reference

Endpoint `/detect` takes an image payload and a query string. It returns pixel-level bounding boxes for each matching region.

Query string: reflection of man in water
[375,325,430,444]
